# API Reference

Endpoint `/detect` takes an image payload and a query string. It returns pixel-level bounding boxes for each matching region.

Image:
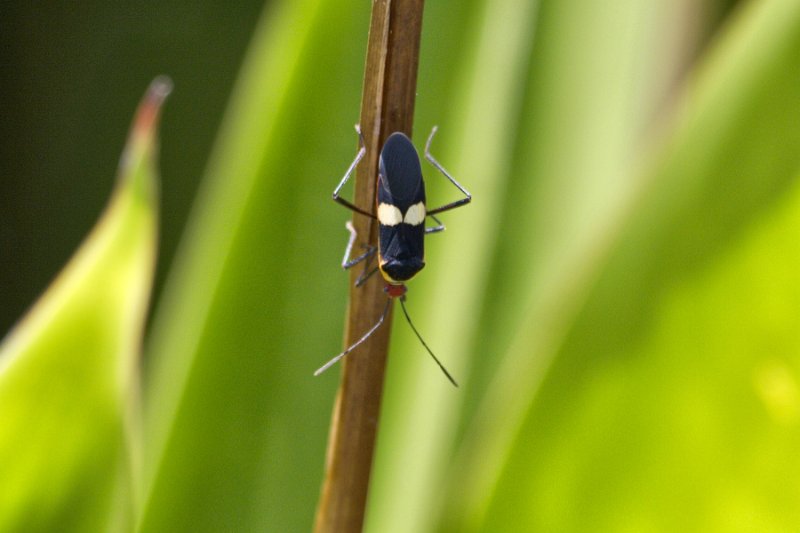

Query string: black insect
[314,125,471,386]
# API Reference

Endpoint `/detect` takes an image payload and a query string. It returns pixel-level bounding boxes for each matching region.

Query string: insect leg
[425,214,445,234]
[341,221,375,268]
[314,298,391,377]
[355,266,380,287]
[341,221,380,287]
[424,126,472,216]
[333,125,375,219]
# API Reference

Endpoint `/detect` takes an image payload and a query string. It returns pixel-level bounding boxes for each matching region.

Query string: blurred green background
[0,1,264,333]
[3,0,800,531]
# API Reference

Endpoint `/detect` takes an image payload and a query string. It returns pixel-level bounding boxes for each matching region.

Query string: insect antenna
[399,298,458,387]
[314,299,391,377]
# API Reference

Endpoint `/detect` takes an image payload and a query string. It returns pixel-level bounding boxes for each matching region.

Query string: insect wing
[378,133,425,210]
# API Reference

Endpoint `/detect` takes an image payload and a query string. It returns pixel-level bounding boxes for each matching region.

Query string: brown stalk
[313,1,425,532]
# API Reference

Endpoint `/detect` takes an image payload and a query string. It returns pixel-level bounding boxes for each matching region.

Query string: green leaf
[138,1,369,531]
[436,0,800,530]
[0,78,167,532]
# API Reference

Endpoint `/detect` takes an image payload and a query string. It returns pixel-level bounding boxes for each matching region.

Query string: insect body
[315,125,471,386]
[377,132,428,283]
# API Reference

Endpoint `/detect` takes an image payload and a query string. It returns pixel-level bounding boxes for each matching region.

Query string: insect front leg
[332,125,375,219]
[341,221,379,287]
[424,126,472,216]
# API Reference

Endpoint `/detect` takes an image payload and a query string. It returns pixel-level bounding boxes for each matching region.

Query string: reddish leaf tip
[134,76,174,135]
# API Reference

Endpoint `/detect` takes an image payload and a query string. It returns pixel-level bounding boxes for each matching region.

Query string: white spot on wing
[403,202,426,226]
[378,203,403,226]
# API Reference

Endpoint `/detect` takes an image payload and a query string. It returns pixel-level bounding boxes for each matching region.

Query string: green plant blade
[0,78,167,532]
[370,0,698,530]
[366,0,538,530]
[138,1,369,531]
[443,0,800,530]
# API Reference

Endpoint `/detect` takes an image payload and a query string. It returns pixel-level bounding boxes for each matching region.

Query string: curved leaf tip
[134,76,173,139]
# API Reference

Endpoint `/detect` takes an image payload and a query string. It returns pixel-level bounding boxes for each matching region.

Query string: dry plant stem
[313,0,425,532]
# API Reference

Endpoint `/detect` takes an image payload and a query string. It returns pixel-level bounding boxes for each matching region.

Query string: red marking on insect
[384,284,407,299]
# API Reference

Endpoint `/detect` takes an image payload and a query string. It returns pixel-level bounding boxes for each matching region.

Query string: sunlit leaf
[0,78,168,532]
[442,1,800,530]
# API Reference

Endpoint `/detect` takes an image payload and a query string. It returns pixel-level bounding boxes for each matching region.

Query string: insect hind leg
[424,126,472,216]
[314,298,391,377]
